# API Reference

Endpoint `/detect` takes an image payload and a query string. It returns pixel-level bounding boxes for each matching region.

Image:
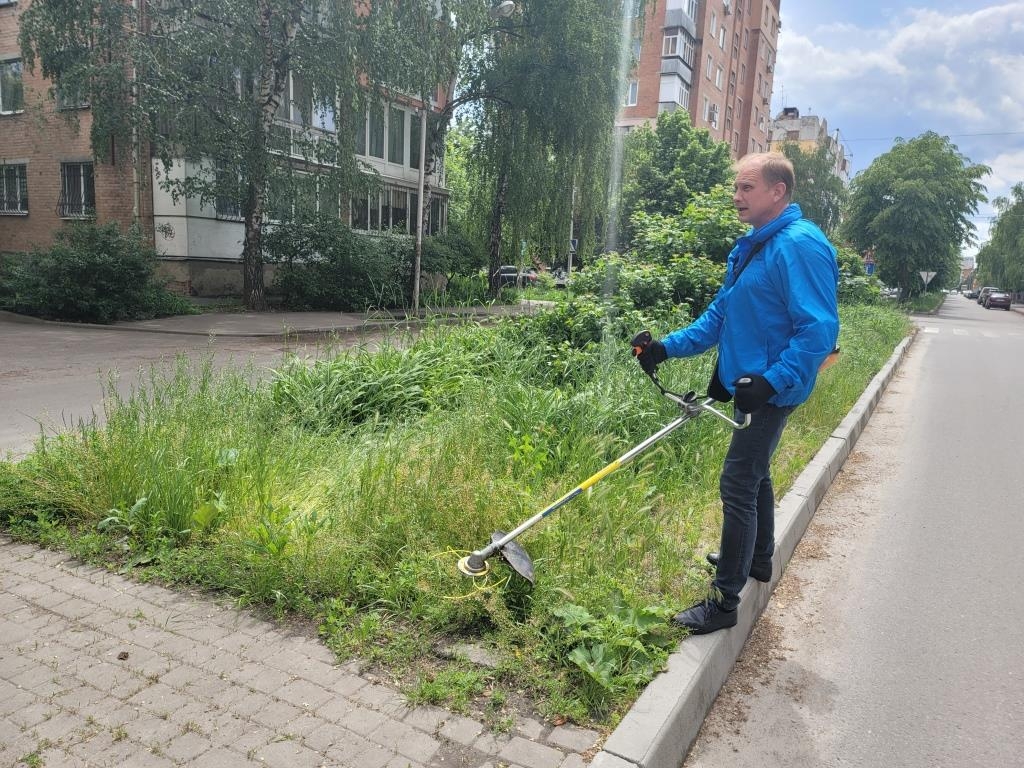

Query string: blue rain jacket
[662,204,839,407]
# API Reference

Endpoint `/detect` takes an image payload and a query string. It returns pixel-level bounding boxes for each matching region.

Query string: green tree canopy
[975,182,1024,291]
[842,132,989,297]
[617,109,733,247]
[777,139,847,237]
[629,184,745,265]
[19,0,482,309]
[452,0,628,290]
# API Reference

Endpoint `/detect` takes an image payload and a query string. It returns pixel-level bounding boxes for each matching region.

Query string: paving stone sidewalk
[0,536,599,768]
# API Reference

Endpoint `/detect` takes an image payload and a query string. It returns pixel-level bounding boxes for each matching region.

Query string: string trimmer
[456,332,751,584]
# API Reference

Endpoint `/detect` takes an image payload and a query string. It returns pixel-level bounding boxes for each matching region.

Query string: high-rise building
[617,0,781,157]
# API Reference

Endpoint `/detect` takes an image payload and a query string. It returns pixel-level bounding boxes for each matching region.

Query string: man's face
[733,163,786,228]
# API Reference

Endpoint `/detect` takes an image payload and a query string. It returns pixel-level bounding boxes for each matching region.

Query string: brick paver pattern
[0,536,599,768]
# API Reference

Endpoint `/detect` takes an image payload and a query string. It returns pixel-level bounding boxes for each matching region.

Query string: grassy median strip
[0,303,909,726]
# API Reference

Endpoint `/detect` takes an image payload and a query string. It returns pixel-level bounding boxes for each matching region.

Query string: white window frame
[662,34,678,57]
[624,79,638,107]
[388,105,405,165]
[677,82,690,109]
[1,58,25,115]
[681,34,695,67]
[715,66,724,89]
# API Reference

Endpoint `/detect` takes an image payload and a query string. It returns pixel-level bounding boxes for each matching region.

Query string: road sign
[919,271,937,286]
[569,238,578,254]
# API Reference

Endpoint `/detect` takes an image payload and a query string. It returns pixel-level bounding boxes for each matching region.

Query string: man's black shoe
[705,552,772,583]
[672,599,737,635]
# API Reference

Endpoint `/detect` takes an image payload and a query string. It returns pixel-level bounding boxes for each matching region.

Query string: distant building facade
[617,0,782,158]
[767,106,851,183]
[1,0,448,296]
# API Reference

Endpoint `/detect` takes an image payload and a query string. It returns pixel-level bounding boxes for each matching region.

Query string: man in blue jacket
[635,152,840,634]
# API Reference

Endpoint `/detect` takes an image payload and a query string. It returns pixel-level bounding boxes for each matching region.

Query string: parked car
[493,265,537,289]
[552,268,569,289]
[984,289,1012,310]
[965,287,980,299]
[977,286,998,305]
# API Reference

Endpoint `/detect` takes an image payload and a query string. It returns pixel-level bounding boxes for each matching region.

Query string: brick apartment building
[0,0,448,296]
[1,0,150,256]
[617,0,781,158]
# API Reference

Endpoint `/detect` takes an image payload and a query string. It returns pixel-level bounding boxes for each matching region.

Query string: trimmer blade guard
[492,530,535,584]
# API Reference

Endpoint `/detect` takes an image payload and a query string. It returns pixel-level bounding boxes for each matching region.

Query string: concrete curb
[0,302,553,339]
[592,333,915,768]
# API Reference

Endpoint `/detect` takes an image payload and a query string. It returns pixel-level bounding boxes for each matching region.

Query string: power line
[842,130,1024,143]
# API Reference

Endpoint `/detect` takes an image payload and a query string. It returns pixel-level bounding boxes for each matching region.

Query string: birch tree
[20,0,481,309]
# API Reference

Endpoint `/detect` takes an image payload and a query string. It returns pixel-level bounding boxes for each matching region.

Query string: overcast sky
[773,0,1024,255]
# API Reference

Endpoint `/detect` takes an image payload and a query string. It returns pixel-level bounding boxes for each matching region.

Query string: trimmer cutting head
[456,554,491,578]
[456,530,535,584]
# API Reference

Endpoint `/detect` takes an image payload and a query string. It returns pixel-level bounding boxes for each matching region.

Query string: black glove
[733,374,776,413]
[631,331,667,376]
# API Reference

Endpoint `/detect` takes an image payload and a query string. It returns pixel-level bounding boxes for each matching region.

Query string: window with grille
[1,164,28,214]
[58,162,95,218]
[214,161,243,220]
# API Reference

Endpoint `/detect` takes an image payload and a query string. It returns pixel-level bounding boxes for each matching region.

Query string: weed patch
[0,304,910,724]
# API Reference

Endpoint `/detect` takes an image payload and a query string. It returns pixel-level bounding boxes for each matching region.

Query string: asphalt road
[684,293,1024,767]
[0,318,311,459]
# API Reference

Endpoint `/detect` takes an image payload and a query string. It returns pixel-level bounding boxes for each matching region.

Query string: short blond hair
[735,152,795,201]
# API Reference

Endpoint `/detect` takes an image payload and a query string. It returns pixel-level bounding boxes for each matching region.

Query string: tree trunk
[242,186,268,311]
[488,163,509,294]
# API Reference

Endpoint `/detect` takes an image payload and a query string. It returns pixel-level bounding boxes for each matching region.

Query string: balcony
[659,57,693,83]
[663,10,697,37]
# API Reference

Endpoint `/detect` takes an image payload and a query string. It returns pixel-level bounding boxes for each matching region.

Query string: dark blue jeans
[713,403,795,610]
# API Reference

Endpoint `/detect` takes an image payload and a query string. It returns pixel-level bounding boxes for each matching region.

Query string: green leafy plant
[265,215,412,311]
[0,223,194,323]
[547,594,677,708]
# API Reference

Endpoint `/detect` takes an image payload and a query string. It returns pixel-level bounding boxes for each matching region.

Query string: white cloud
[983,148,1024,199]
[775,1,1024,199]
[777,3,1024,130]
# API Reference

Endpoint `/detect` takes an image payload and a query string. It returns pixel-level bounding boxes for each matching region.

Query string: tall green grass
[0,304,910,723]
